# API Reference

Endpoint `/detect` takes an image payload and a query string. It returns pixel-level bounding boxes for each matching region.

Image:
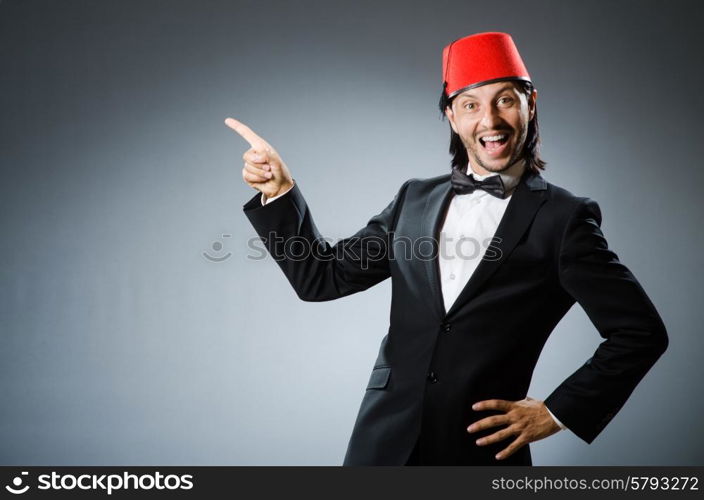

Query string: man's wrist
[272,181,294,198]
[261,181,295,205]
[545,405,567,431]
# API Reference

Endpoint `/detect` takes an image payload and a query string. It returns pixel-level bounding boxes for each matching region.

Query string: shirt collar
[466,158,526,197]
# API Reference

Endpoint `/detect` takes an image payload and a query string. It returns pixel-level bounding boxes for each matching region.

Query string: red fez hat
[442,32,531,99]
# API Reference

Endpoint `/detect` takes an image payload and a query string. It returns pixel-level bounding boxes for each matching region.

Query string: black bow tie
[451,166,506,199]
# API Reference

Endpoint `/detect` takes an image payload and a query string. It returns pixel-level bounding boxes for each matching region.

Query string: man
[227,32,668,465]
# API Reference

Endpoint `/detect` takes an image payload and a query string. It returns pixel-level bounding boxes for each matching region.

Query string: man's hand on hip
[225,117,294,199]
[467,396,562,460]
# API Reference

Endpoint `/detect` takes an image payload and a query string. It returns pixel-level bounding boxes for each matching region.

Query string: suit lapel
[421,179,454,318]
[421,170,548,319]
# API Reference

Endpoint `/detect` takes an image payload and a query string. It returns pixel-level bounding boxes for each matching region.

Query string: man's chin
[473,158,513,174]
[471,152,523,174]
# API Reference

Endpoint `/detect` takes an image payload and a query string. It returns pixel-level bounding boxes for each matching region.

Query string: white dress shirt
[438,160,525,313]
[259,164,567,431]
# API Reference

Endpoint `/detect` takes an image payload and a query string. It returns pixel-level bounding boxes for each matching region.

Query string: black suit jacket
[242,169,668,465]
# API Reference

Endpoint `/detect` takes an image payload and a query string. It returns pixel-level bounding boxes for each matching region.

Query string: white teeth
[482,134,507,142]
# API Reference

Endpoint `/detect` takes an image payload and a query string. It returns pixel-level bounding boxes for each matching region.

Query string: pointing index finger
[224,117,269,149]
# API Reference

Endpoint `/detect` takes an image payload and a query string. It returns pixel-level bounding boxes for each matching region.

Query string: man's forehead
[454,82,519,100]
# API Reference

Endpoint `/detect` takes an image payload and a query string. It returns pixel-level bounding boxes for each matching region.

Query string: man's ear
[529,89,537,121]
[445,106,458,134]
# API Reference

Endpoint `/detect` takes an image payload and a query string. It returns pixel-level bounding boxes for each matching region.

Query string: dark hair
[438,80,546,174]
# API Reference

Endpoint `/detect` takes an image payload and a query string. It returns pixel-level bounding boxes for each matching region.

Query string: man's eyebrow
[455,85,515,100]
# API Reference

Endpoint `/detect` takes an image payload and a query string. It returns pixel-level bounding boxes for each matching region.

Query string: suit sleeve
[243,179,412,302]
[543,197,668,444]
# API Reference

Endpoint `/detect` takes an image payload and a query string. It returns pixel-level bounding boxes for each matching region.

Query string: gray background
[1,0,701,465]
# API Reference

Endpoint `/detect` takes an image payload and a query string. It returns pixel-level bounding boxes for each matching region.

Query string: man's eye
[464,103,475,110]
[498,97,513,105]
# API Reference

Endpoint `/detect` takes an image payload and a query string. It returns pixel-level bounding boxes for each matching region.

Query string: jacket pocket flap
[366,366,391,390]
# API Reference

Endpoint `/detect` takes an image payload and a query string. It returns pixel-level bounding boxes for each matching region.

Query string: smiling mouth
[478,133,510,155]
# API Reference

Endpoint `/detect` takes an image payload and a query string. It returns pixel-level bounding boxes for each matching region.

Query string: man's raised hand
[225,117,294,199]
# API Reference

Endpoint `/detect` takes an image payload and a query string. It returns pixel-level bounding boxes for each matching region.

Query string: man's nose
[479,105,502,129]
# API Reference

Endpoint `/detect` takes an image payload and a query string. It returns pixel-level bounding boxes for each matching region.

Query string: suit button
[441,321,451,334]
[427,371,438,383]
